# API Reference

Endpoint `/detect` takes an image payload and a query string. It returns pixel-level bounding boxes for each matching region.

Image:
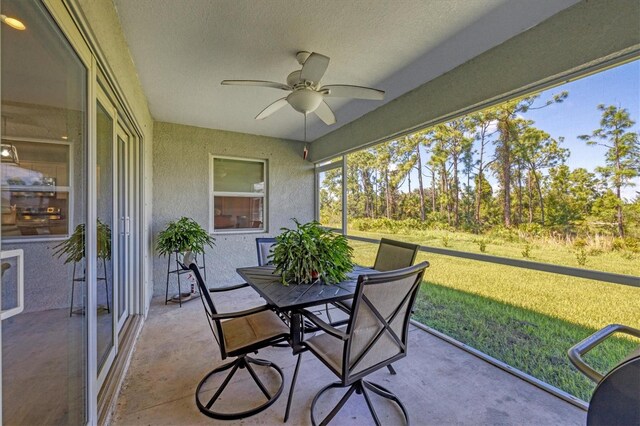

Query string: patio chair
[287,261,429,425]
[183,253,291,420]
[336,238,420,313]
[568,324,640,425]
[256,237,276,266]
[334,237,420,374]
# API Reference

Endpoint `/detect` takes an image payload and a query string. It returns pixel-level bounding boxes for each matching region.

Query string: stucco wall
[309,0,640,161]
[152,121,314,292]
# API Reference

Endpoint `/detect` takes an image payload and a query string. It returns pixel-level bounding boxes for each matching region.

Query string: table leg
[290,311,304,354]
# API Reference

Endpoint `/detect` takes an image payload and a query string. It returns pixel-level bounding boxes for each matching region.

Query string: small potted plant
[155,217,215,257]
[53,219,112,264]
[271,219,353,285]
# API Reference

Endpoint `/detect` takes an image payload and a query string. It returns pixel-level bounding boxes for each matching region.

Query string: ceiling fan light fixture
[287,89,323,114]
[222,50,384,124]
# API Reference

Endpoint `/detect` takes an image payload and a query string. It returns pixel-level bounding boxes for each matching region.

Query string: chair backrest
[343,261,429,382]
[256,237,277,266]
[183,255,229,357]
[373,238,420,272]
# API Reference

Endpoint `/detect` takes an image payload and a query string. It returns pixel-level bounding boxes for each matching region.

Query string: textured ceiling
[114,0,579,142]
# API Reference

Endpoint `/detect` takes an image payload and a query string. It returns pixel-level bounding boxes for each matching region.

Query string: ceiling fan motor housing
[287,89,323,114]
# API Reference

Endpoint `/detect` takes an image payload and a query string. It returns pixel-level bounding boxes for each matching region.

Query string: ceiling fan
[221,51,385,125]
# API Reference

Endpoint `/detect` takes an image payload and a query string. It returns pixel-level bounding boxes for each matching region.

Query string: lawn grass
[349,237,640,402]
[349,228,639,276]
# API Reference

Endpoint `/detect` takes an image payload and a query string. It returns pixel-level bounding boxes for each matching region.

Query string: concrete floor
[113,288,586,425]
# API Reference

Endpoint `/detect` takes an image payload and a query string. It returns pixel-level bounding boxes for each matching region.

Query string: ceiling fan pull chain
[303,113,309,160]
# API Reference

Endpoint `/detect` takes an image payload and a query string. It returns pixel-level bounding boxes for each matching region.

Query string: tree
[515,127,568,224]
[403,131,430,221]
[347,150,377,218]
[492,92,567,227]
[579,105,640,237]
[469,111,497,223]
[319,168,343,227]
[546,165,601,230]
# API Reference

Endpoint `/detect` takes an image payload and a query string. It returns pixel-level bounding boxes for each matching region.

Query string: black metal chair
[287,261,429,425]
[256,237,277,266]
[183,254,291,420]
[334,237,420,374]
[568,324,640,425]
[335,238,420,314]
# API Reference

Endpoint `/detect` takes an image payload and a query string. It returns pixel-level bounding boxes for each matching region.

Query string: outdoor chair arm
[210,304,274,321]
[299,309,349,341]
[208,282,249,292]
[568,323,640,383]
[331,300,352,314]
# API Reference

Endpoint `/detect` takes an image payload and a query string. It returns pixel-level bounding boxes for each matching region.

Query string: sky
[398,60,640,200]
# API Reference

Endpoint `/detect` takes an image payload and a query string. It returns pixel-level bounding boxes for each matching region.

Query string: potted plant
[53,219,112,263]
[271,219,353,285]
[155,217,215,257]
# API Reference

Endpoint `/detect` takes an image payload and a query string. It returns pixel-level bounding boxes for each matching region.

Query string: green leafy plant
[53,220,111,264]
[156,217,215,256]
[521,243,532,259]
[573,238,588,266]
[474,238,488,253]
[441,234,451,247]
[271,219,353,285]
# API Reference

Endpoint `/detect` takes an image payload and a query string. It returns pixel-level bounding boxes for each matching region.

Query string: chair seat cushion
[222,309,289,354]
[305,329,347,376]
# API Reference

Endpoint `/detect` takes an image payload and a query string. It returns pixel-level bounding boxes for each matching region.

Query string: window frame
[209,154,267,234]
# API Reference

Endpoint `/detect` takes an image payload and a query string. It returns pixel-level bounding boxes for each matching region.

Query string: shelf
[167,292,201,304]
[165,251,207,307]
[1,185,71,192]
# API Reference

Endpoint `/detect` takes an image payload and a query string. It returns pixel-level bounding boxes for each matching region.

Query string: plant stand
[70,258,110,316]
[164,250,207,307]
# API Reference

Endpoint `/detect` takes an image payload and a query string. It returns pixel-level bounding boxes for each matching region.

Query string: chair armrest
[299,309,348,341]
[568,324,640,383]
[210,304,272,320]
[209,282,249,292]
[331,300,352,314]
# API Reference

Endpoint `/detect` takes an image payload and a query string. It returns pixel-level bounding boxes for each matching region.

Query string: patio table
[236,264,375,353]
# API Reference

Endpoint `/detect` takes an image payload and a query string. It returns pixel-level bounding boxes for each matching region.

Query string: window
[210,156,266,233]
[316,157,344,231]
[1,139,72,240]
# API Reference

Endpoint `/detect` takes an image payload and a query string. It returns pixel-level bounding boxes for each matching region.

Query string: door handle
[126,217,130,235]
[1,249,24,320]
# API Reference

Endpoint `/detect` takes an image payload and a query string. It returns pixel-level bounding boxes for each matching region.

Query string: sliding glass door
[116,124,131,331]
[1,1,88,423]
[1,1,142,423]
[96,87,136,387]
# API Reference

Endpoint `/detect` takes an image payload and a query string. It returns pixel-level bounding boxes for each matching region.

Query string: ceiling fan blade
[255,97,289,120]
[314,100,336,125]
[221,80,291,91]
[321,84,385,100]
[300,53,330,84]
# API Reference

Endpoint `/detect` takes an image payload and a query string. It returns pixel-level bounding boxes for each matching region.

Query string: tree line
[320,93,640,238]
